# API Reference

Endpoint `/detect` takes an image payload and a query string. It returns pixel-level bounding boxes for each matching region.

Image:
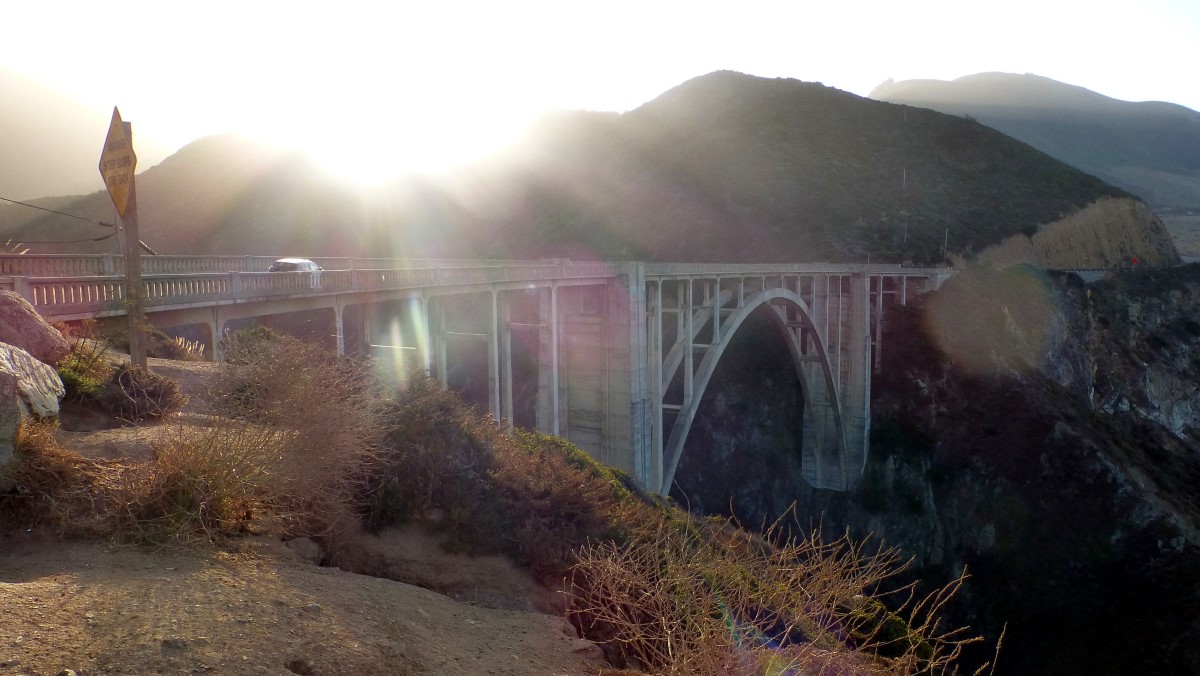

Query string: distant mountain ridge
[1,71,1176,266]
[870,72,1200,209]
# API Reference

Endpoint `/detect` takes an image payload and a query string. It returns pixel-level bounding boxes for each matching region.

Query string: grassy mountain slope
[485,71,1136,263]
[870,72,1200,210]
[3,71,1161,265]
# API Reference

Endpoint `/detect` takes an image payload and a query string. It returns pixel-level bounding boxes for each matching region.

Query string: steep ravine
[673,265,1200,675]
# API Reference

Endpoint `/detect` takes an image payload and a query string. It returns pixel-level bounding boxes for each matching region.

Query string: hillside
[2,71,1170,266]
[870,72,1200,211]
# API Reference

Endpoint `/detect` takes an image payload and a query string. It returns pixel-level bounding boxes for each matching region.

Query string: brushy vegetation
[98,363,189,421]
[0,420,108,536]
[3,330,991,673]
[204,328,384,546]
[359,375,990,673]
[56,320,189,420]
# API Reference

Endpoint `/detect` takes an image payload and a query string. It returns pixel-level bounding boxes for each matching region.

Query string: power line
[0,194,116,229]
[4,232,118,245]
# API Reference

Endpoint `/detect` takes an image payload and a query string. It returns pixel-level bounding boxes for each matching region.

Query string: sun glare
[278,104,537,187]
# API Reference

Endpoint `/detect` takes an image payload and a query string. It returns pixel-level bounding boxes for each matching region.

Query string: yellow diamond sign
[98,107,136,217]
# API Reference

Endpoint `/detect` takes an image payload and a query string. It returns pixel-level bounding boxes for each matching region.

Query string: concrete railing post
[12,276,32,304]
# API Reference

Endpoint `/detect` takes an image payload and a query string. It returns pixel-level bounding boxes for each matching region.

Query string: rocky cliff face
[673,264,1200,674]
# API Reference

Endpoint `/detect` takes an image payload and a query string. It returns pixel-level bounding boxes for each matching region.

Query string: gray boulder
[1,341,66,467]
[0,290,70,366]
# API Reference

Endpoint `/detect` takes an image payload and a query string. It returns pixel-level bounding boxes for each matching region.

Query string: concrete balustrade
[6,260,637,319]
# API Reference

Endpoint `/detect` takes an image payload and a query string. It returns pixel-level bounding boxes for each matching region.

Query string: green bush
[56,330,112,404]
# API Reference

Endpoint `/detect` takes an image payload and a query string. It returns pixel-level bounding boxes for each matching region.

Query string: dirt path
[0,533,604,675]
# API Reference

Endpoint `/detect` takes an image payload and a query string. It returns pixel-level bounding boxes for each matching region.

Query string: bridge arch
[660,287,847,493]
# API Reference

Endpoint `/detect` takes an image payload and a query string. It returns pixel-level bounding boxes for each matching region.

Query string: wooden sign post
[99,107,146,369]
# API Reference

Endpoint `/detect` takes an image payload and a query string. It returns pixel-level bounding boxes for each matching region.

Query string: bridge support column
[420,297,433,376]
[488,290,500,421]
[872,275,884,373]
[209,307,225,361]
[844,273,872,484]
[334,303,345,356]
[500,293,513,433]
[435,300,448,388]
[650,279,664,491]
[611,264,651,488]
[536,286,560,436]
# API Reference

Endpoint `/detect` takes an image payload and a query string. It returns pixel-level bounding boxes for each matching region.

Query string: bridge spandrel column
[534,287,559,436]
[488,290,501,422]
[333,302,346,356]
[608,264,651,488]
[843,273,872,484]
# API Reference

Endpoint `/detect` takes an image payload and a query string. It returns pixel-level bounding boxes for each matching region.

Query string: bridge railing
[0,254,611,277]
[10,261,623,317]
[644,262,950,277]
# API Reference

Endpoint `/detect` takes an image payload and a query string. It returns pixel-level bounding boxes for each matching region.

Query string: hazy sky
[3,0,1197,185]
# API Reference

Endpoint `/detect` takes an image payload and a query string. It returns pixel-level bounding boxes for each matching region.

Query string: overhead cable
[0,194,116,228]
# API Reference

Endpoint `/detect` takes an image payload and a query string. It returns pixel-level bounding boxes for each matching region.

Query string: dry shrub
[365,373,496,530]
[207,331,383,544]
[109,424,280,545]
[100,363,188,420]
[567,514,985,675]
[364,378,636,582]
[364,376,985,673]
[488,430,633,580]
[0,420,110,536]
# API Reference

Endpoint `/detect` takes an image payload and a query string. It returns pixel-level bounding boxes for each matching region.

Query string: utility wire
[0,193,157,254]
[0,194,117,228]
[0,193,152,248]
[4,232,118,245]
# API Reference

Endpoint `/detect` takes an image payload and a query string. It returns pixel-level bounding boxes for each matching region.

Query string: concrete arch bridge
[1,255,952,493]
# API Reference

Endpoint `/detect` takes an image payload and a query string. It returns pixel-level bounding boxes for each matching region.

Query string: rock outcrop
[1,341,65,467]
[0,290,70,366]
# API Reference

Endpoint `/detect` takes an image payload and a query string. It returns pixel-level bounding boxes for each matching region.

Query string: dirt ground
[0,357,610,675]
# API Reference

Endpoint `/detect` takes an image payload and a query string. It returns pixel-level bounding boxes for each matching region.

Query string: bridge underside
[647,273,872,493]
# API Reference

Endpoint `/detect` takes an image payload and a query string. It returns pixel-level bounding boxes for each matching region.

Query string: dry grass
[6,330,991,674]
[0,420,114,537]
[105,424,280,545]
[6,331,383,549]
[567,511,987,675]
[977,197,1177,269]
[206,331,384,547]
